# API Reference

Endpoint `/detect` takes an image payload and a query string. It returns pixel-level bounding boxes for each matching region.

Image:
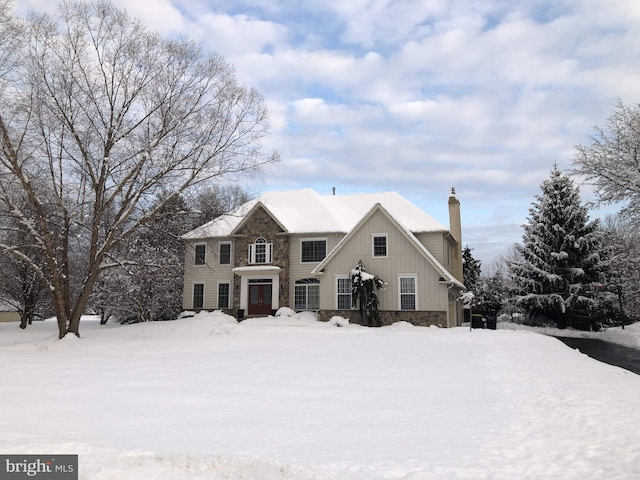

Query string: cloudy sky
[15,0,640,267]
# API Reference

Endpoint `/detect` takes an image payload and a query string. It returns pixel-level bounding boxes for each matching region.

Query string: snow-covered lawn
[1,312,639,479]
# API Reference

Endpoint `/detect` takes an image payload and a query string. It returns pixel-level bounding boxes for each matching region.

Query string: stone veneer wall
[232,206,290,310]
[318,310,448,327]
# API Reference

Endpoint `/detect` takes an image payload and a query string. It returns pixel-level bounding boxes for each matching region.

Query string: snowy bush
[329,316,349,327]
[275,307,296,317]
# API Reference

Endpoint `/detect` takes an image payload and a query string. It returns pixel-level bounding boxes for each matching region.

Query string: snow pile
[601,322,640,348]
[499,319,640,348]
[1,316,640,479]
[275,306,296,317]
[328,315,349,327]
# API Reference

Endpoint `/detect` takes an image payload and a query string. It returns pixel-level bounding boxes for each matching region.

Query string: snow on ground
[1,312,640,479]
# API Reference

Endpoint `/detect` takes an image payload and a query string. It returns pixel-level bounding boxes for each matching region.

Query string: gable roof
[183,189,447,240]
[311,203,464,288]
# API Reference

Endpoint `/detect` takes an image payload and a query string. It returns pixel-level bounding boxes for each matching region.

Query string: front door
[248,284,272,316]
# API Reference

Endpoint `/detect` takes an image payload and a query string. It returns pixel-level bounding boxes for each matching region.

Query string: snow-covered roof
[183,189,447,239]
[311,202,464,289]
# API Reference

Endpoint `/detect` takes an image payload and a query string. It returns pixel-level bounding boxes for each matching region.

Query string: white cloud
[11,0,640,265]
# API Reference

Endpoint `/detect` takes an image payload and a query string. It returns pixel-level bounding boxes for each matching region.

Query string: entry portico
[233,266,281,316]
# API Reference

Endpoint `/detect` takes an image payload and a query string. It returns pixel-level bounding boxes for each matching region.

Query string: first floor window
[195,244,206,265]
[399,276,416,310]
[193,283,204,309]
[337,276,352,310]
[294,278,319,310]
[218,283,230,309]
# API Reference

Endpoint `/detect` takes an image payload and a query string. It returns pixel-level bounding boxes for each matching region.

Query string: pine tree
[462,246,482,293]
[351,260,385,327]
[509,167,608,330]
[90,194,194,323]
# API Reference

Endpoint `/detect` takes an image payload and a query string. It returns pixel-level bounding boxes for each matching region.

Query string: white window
[193,283,205,309]
[249,237,273,264]
[398,275,417,310]
[294,278,320,310]
[194,244,206,265]
[218,283,230,309]
[372,233,388,258]
[336,275,352,310]
[219,242,232,265]
[300,238,327,263]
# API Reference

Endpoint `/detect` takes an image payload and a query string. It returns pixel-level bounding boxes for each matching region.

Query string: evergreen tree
[475,270,508,317]
[351,260,385,327]
[462,246,482,293]
[509,167,609,330]
[90,194,194,323]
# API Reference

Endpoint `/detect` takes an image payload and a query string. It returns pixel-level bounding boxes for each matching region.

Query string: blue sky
[16,0,640,268]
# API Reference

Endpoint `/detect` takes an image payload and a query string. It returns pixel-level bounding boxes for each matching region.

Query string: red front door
[248,284,272,316]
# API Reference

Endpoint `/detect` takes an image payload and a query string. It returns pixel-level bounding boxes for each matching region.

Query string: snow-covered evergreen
[350,260,385,327]
[509,167,610,329]
[91,195,193,323]
[462,246,482,292]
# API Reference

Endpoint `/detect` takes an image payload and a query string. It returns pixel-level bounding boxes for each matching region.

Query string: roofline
[312,203,463,288]
[230,201,288,235]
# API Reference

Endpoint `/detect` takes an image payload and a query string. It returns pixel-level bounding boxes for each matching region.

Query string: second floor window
[219,242,231,265]
[249,237,273,264]
[194,244,206,265]
[301,239,326,263]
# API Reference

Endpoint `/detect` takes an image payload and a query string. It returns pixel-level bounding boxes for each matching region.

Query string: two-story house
[182,188,465,327]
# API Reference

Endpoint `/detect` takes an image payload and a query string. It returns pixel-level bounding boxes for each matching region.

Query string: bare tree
[0,1,277,338]
[600,214,640,324]
[573,100,640,223]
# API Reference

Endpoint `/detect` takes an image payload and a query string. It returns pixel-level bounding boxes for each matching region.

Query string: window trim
[372,233,388,258]
[249,237,273,264]
[219,241,232,266]
[193,282,205,310]
[294,278,320,311]
[300,237,328,263]
[336,274,353,310]
[398,274,417,311]
[217,282,230,309]
[194,243,207,266]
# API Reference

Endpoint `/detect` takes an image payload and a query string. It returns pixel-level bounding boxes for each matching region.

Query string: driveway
[554,336,640,375]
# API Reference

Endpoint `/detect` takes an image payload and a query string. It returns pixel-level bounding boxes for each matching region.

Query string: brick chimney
[448,187,463,283]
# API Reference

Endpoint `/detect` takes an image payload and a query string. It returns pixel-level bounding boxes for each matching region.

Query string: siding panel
[318,210,448,312]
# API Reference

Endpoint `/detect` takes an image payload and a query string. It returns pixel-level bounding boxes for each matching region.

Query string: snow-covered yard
[1,312,639,479]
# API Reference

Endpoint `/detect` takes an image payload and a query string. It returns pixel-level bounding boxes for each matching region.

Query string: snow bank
[499,319,640,348]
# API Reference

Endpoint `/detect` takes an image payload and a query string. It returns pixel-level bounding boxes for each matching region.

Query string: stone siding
[318,310,448,327]
[233,206,290,309]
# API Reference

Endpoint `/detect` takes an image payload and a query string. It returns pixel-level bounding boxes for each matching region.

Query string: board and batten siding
[287,233,344,307]
[317,209,449,312]
[182,238,235,310]
[413,231,447,267]
[288,233,343,279]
